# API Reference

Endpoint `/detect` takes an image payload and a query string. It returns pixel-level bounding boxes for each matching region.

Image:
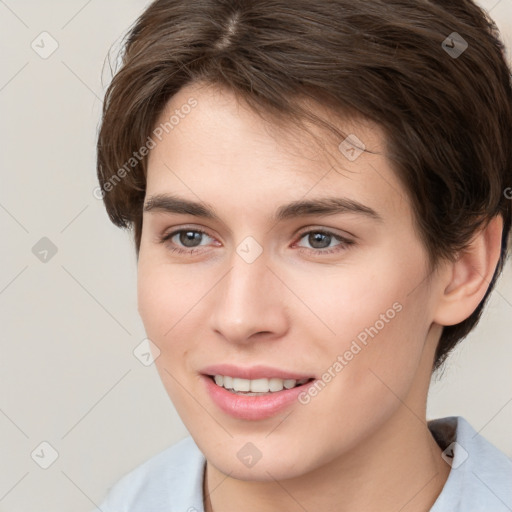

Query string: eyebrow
[143,193,383,223]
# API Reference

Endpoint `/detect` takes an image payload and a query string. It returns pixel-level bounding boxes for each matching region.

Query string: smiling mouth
[207,374,316,395]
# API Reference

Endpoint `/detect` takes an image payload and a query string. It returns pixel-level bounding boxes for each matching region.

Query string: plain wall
[0,1,510,510]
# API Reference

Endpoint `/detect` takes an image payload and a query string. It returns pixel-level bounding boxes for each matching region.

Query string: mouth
[199,364,318,420]
[206,374,316,396]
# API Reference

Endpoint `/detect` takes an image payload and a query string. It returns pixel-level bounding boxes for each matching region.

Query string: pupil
[180,231,201,247]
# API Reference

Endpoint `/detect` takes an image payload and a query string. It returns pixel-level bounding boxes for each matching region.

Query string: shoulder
[429,416,512,512]
[95,435,206,512]
[452,415,512,473]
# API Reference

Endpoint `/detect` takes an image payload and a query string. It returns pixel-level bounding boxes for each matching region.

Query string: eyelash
[158,227,355,256]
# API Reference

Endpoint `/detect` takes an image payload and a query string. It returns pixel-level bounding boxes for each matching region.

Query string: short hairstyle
[96,0,512,373]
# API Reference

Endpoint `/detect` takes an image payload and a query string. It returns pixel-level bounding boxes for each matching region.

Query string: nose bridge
[210,246,288,342]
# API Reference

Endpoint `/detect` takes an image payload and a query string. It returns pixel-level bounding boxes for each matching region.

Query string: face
[137,81,444,480]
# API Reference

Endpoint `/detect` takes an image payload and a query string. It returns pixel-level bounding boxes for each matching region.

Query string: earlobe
[433,215,503,327]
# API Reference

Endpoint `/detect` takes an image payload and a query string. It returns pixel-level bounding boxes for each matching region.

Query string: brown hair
[96,0,512,373]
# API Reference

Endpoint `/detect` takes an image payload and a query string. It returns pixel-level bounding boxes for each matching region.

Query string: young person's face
[137,81,446,480]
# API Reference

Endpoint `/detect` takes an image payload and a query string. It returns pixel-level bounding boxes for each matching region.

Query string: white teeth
[233,377,250,392]
[269,378,284,392]
[212,375,310,393]
[250,378,269,392]
[283,379,296,389]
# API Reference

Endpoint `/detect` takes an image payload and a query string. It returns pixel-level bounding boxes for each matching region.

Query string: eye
[158,228,215,254]
[158,226,355,257]
[294,229,354,255]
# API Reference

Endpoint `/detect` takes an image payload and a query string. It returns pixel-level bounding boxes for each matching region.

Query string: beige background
[0,1,511,510]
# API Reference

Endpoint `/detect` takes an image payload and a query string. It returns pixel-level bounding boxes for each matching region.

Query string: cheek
[137,268,185,386]
[321,294,431,425]
[136,255,218,379]
[304,252,432,396]
[137,262,167,337]
[137,259,198,403]
[288,261,413,350]
[294,292,430,459]
[137,256,197,339]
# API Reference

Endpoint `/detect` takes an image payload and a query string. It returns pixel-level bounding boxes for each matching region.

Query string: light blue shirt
[93,416,512,511]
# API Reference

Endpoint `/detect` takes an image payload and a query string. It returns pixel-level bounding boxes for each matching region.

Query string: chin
[209,450,313,482]
[197,432,327,482]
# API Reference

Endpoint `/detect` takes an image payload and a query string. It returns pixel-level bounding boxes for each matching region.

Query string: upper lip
[201,364,315,381]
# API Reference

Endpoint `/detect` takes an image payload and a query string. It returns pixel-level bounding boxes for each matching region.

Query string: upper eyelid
[162,227,214,245]
[296,227,347,237]
[164,226,215,239]
[294,229,353,248]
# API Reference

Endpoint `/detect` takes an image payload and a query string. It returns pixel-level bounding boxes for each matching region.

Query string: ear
[432,215,504,326]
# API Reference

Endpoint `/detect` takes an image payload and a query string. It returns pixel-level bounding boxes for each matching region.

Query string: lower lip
[201,375,316,420]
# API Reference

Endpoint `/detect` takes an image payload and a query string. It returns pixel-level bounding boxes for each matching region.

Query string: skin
[137,81,503,512]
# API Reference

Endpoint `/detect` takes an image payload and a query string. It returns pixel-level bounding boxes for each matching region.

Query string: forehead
[145,82,410,222]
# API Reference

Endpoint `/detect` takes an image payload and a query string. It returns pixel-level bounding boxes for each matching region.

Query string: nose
[209,249,290,345]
